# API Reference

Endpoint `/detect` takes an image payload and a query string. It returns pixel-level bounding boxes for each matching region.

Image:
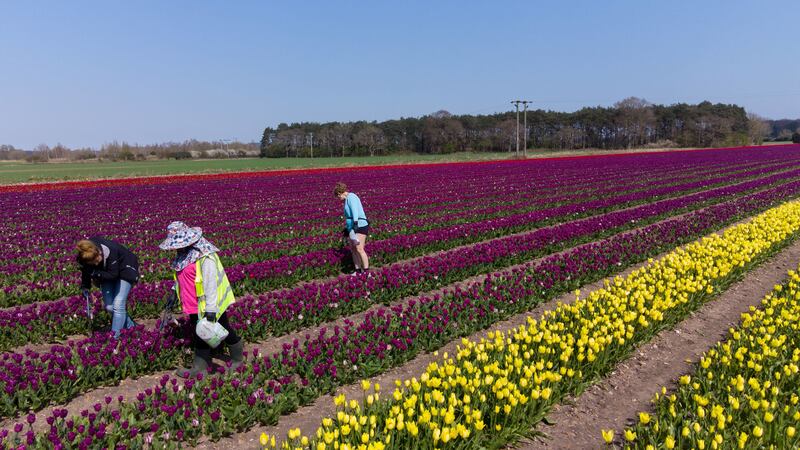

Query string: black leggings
[188,312,241,350]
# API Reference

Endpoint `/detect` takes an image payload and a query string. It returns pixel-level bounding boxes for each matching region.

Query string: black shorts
[344,225,370,236]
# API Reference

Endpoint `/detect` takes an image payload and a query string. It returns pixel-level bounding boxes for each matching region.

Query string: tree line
[771,119,800,142]
[2,98,798,162]
[260,98,800,158]
[0,140,260,162]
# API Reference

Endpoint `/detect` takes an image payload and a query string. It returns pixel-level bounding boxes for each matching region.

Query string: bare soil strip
[8,318,160,355]
[197,211,788,449]
[0,202,788,442]
[513,240,800,449]
[0,200,718,434]
[6,161,795,316]
[8,166,792,358]
[203,215,800,450]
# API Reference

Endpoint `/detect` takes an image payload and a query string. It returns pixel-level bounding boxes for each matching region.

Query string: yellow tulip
[271,202,800,450]
[334,394,346,407]
[737,432,748,449]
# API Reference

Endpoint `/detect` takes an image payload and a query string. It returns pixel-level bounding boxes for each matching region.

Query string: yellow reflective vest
[173,253,236,316]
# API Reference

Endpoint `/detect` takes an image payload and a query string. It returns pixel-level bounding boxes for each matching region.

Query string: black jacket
[79,237,140,289]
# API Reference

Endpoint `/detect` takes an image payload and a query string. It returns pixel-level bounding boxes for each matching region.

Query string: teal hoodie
[344,192,368,231]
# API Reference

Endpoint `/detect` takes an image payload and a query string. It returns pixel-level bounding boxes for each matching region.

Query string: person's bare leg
[355,234,369,269]
[349,239,362,270]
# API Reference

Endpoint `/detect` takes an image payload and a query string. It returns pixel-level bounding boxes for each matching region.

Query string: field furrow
[4,175,800,447]
[5,161,800,350]
[2,146,800,449]
[241,198,800,450]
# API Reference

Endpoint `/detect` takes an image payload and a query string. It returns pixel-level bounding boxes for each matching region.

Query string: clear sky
[1,1,798,149]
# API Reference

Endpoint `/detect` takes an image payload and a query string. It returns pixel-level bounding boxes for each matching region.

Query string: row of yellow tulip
[260,199,800,450]
[610,263,800,449]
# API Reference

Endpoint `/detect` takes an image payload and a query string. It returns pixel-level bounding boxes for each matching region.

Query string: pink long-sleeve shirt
[177,263,198,314]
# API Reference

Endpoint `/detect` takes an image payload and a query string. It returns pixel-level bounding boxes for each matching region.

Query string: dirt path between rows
[513,238,800,450]
[0,197,723,434]
[3,174,743,355]
[200,211,785,450]
[2,199,791,442]
[8,318,161,356]
[6,160,794,319]
[197,261,655,449]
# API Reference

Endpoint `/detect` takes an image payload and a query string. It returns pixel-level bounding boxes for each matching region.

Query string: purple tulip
[4,144,800,446]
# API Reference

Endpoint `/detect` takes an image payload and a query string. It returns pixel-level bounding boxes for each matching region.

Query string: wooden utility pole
[511,101,521,156]
[522,100,531,157]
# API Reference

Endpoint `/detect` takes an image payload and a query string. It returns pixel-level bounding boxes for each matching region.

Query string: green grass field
[0,153,516,184]
[1,144,788,184]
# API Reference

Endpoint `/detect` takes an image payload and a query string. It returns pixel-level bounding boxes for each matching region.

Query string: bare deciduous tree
[614,97,655,149]
[353,125,385,157]
[747,113,771,145]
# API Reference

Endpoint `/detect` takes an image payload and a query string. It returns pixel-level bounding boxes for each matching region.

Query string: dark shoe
[175,348,211,378]
[228,340,244,372]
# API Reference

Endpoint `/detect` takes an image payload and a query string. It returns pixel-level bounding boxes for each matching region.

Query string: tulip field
[2,144,800,449]
[616,264,800,449]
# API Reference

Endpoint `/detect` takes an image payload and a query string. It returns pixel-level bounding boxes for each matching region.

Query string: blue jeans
[101,279,136,337]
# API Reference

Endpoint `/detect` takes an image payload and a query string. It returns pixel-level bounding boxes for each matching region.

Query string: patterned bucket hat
[158,221,203,250]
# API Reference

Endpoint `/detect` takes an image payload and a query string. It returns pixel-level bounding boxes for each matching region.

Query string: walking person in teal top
[334,182,370,273]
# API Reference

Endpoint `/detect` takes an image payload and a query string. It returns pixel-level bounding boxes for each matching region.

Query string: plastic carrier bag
[348,229,360,245]
[195,317,229,348]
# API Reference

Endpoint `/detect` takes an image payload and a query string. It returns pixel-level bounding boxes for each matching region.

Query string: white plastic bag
[195,317,229,348]
[348,229,360,246]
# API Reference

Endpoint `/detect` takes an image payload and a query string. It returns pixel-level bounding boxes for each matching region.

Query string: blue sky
[0,1,798,149]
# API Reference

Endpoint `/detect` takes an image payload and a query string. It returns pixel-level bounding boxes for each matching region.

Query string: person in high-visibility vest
[159,221,244,378]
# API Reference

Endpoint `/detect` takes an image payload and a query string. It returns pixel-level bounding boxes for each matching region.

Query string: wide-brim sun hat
[159,221,203,250]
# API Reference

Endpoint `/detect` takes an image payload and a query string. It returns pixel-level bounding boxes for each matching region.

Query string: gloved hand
[205,312,217,322]
[82,288,91,298]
